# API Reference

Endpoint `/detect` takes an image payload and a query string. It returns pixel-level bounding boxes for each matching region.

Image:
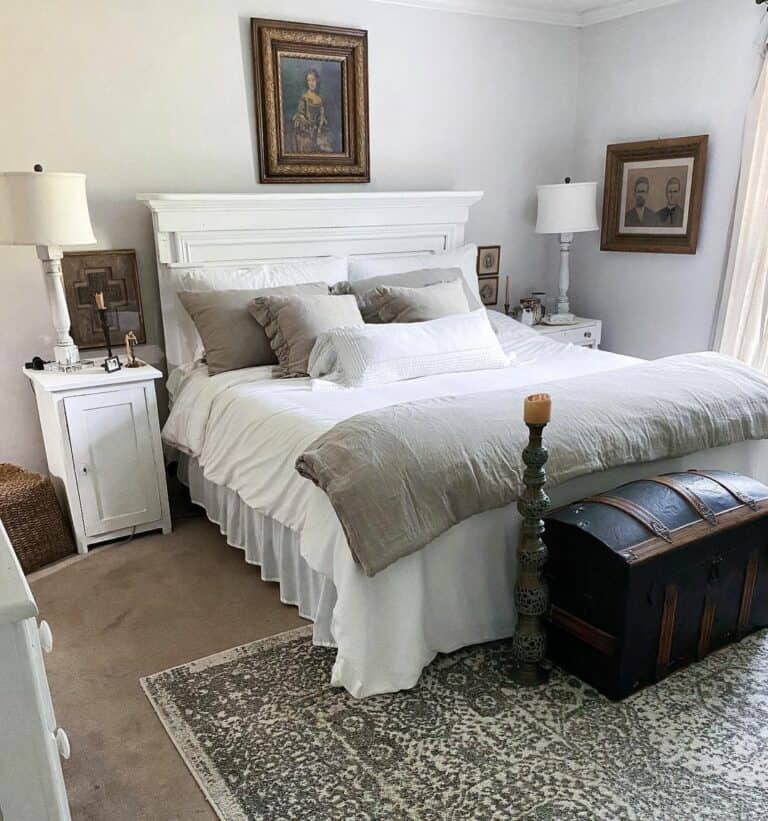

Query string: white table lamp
[0,166,96,367]
[535,178,598,323]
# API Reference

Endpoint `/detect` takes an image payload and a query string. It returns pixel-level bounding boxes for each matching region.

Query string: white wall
[571,0,766,358]
[0,0,579,472]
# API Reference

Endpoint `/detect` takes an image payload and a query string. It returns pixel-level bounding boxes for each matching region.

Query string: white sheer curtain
[715,55,768,370]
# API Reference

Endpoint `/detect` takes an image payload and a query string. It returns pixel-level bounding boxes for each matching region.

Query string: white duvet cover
[163,320,768,696]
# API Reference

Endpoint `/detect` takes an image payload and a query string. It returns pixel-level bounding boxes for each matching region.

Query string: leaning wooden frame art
[601,135,708,254]
[251,18,370,183]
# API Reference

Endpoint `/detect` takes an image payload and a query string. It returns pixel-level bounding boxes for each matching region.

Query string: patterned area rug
[141,627,768,820]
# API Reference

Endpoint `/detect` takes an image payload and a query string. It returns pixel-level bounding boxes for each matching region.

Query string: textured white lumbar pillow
[309,309,510,388]
[348,244,480,300]
[179,257,347,291]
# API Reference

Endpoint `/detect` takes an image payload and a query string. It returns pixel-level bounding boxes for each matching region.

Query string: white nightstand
[24,365,171,554]
[532,317,602,349]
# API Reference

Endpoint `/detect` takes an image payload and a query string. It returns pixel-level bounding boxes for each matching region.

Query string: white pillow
[309,309,510,388]
[348,245,480,300]
[179,257,347,291]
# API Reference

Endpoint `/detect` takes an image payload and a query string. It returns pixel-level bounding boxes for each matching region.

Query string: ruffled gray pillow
[249,293,363,377]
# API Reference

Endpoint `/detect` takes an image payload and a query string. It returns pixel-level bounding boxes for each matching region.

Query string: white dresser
[532,317,602,349]
[0,521,71,820]
[25,366,171,554]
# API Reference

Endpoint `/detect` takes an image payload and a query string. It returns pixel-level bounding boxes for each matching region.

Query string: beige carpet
[29,517,306,821]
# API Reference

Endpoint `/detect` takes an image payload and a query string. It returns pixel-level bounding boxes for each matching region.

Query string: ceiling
[370,0,685,27]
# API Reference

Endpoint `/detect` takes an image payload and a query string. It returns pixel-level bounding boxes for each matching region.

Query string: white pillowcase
[309,309,510,388]
[348,245,480,301]
[179,257,347,291]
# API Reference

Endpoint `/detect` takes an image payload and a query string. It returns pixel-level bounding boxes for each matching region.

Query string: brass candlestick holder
[511,394,552,686]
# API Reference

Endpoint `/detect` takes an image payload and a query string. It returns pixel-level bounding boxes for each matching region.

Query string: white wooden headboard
[138,191,483,371]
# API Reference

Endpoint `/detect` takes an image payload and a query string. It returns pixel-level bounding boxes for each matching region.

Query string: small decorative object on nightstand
[24,366,171,553]
[535,178,599,324]
[533,317,602,349]
[94,291,122,372]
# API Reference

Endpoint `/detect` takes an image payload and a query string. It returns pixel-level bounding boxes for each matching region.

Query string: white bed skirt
[179,455,337,646]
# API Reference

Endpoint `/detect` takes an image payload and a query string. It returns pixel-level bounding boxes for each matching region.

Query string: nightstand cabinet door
[64,387,163,537]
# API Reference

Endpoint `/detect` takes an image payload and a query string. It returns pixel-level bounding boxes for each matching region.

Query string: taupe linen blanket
[295,353,768,577]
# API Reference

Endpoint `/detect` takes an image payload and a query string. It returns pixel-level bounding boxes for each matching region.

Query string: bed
[140,191,768,697]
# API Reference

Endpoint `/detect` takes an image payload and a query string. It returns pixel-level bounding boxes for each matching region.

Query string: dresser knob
[584,331,592,339]
[55,728,71,760]
[38,620,53,653]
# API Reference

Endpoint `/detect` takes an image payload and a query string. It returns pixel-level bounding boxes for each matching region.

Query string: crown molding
[581,0,683,26]
[369,0,683,28]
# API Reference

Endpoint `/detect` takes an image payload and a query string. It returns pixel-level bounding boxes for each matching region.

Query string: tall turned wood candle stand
[511,399,552,686]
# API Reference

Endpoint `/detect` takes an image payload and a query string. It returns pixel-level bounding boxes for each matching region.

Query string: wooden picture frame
[251,18,370,183]
[61,249,146,350]
[477,245,501,275]
[601,135,708,254]
[478,276,499,307]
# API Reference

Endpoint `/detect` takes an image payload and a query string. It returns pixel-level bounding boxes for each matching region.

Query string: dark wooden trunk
[543,470,768,700]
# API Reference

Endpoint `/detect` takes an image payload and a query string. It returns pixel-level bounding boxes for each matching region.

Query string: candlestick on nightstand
[95,291,122,372]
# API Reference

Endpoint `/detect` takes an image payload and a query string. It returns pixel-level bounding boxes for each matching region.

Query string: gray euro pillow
[248,293,364,377]
[178,282,328,376]
[368,278,471,323]
[332,266,482,322]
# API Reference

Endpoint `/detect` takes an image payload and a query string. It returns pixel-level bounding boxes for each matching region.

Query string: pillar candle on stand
[512,392,553,686]
[94,291,105,310]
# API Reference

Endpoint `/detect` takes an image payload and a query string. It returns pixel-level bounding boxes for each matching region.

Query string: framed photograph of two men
[601,135,708,254]
[251,19,370,183]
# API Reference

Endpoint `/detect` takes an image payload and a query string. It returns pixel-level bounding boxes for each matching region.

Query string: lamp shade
[0,171,96,246]
[535,181,599,235]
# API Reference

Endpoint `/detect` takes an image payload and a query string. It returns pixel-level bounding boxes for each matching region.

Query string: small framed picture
[478,276,499,307]
[601,135,708,254]
[477,246,501,276]
[103,356,122,373]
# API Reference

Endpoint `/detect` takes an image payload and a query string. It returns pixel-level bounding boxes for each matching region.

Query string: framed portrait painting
[61,249,146,350]
[600,135,708,254]
[478,276,499,307]
[476,245,501,276]
[251,19,370,183]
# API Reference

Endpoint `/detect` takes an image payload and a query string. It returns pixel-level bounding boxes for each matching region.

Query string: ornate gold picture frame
[251,19,370,183]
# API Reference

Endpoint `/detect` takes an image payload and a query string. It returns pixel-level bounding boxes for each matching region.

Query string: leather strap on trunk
[645,475,718,526]
[697,593,718,660]
[584,494,673,543]
[688,469,759,511]
[738,550,761,637]
[656,584,678,679]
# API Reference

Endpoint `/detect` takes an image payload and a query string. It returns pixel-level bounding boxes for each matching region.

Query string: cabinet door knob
[38,620,54,653]
[584,331,592,338]
[55,728,71,760]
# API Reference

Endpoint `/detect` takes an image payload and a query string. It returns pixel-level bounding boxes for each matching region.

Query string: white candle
[94,291,105,310]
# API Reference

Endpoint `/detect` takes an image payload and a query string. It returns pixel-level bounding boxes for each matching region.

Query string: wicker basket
[0,464,76,573]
